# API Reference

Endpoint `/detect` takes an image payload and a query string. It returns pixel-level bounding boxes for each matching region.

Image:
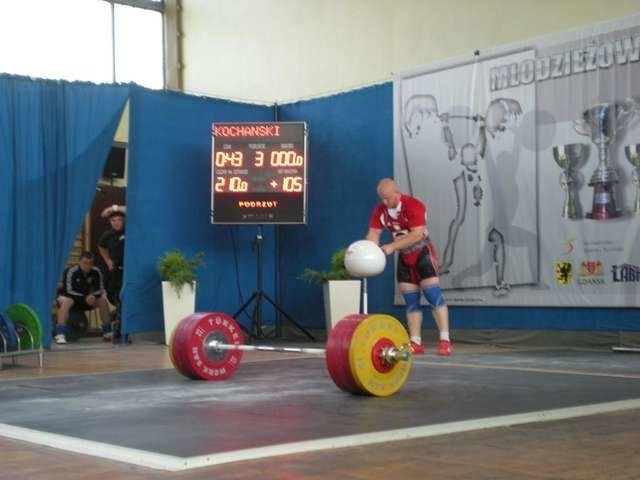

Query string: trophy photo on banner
[625,143,640,214]
[573,100,635,220]
[552,143,588,219]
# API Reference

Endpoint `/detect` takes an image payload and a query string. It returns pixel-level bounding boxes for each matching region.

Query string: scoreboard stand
[233,225,315,341]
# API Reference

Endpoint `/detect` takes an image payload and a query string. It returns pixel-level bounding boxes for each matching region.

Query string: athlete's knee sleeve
[401,291,421,314]
[422,285,446,309]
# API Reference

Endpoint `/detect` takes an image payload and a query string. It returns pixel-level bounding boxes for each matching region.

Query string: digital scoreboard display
[211,122,308,224]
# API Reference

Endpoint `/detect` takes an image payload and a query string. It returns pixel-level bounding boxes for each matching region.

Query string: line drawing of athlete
[402,94,523,295]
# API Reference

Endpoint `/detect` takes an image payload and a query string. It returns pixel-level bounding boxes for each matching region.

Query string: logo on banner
[612,264,640,282]
[555,261,573,285]
[578,260,605,285]
[563,239,575,255]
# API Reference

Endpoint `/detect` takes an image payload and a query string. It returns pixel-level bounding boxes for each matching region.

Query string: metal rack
[0,327,44,370]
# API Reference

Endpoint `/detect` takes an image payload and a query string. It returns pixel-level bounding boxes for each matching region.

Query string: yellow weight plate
[348,314,412,397]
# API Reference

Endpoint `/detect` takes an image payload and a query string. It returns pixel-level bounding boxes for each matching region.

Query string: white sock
[410,336,422,345]
[439,331,450,341]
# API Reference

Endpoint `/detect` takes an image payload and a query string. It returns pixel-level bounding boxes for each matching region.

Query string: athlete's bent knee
[401,291,420,314]
[422,284,446,309]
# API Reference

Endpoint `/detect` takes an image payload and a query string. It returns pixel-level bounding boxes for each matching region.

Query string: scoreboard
[210,122,308,224]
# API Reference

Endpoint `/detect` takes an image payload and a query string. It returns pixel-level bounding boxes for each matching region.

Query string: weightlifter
[366,178,452,356]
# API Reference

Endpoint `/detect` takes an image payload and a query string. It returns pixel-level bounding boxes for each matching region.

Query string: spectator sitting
[54,251,112,344]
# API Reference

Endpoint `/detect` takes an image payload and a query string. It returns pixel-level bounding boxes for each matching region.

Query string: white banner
[394,15,640,307]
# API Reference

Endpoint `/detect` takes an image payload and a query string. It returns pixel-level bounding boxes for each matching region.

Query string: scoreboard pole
[232,225,316,341]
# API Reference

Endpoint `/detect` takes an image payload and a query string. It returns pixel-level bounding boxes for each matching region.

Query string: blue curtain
[277,84,395,328]
[123,87,275,335]
[0,75,129,347]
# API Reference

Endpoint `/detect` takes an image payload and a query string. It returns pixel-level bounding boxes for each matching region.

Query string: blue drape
[0,75,129,347]
[123,87,275,335]
[277,84,395,328]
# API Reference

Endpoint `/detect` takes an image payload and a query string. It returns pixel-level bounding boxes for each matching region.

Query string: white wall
[180,0,640,103]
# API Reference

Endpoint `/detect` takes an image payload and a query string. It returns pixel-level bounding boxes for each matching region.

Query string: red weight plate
[170,314,193,377]
[325,314,366,394]
[170,314,191,376]
[370,337,395,374]
[172,313,204,379]
[182,312,244,381]
[177,313,211,379]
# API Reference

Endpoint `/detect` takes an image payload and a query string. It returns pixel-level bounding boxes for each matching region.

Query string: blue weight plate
[0,312,19,352]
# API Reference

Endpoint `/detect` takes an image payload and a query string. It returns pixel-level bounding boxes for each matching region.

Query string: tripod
[233,225,315,341]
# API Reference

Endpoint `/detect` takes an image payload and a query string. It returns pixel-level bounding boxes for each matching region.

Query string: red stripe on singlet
[426,241,441,276]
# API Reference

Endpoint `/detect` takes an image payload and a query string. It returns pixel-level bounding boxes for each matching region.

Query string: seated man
[54,251,112,344]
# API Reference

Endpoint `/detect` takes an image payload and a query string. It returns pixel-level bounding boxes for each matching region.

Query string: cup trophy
[625,144,640,214]
[574,101,634,220]
[552,143,588,219]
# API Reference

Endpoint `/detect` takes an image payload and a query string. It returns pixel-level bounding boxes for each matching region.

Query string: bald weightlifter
[366,178,452,356]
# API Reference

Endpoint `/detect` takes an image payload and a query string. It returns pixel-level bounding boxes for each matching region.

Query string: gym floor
[1,341,639,479]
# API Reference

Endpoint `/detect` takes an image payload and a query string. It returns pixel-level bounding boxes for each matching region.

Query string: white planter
[323,280,361,332]
[162,281,196,345]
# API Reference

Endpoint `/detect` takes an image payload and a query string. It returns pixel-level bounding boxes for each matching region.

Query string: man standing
[55,252,111,344]
[366,178,452,356]
[98,204,126,306]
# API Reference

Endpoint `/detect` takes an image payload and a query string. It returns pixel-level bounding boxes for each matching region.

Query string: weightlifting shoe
[409,341,425,355]
[54,334,67,345]
[437,340,452,356]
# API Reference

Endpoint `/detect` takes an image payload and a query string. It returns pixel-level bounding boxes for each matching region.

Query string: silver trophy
[574,101,634,220]
[552,143,588,219]
[625,144,640,214]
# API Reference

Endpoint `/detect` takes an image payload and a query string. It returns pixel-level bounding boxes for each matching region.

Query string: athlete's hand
[381,244,396,255]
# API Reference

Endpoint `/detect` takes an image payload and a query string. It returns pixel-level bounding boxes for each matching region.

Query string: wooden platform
[1,341,639,479]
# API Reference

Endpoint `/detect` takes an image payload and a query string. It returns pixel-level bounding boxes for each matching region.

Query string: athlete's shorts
[397,243,441,285]
[58,295,101,311]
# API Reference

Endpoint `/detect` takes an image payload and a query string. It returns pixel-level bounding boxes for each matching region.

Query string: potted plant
[158,250,204,344]
[300,248,361,333]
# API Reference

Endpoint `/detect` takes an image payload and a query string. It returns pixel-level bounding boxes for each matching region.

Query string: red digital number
[229,176,248,192]
[215,151,243,167]
[282,176,303,192]
[254,151,264,167]
[270,150,303,167]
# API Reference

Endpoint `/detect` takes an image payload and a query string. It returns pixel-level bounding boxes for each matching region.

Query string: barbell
[169,312,413,397]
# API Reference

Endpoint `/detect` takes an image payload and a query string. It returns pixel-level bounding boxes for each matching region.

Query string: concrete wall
[179,0,640,103]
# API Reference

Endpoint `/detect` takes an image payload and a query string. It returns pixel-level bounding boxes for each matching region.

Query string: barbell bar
[170,311,414,397]
[207,342,326,355]
[205,341,412,364]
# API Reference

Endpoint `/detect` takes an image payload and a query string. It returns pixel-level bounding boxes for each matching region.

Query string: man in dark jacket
[55,251,111,344]
[98,205,126,306]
